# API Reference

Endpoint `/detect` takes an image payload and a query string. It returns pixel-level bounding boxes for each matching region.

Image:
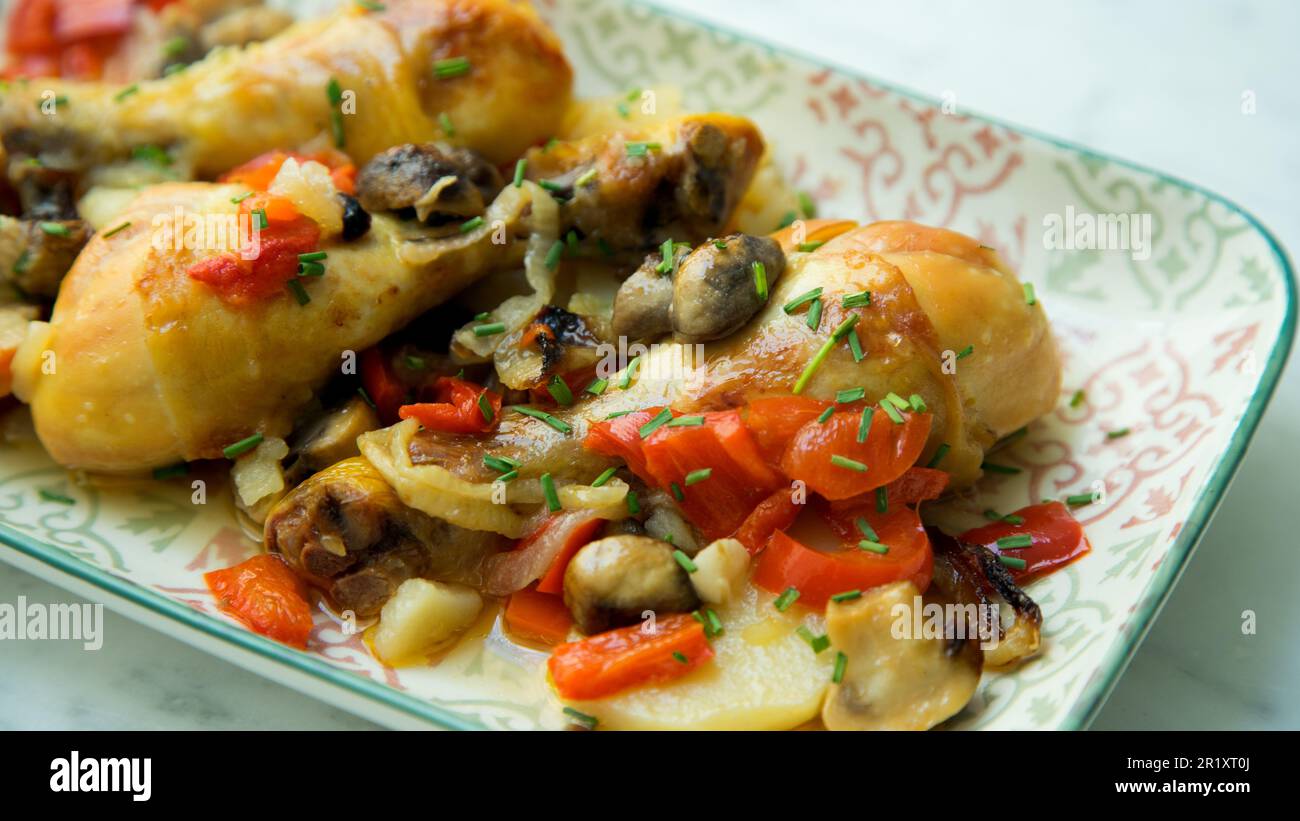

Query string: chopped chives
[231,191,254,204]
[875,487,888,513]
[297,261,325,277]
[796,626,830,653]
[483,454,518,473]
[511,405,572,433]
[806,297,823,330]
[223,433,263,459]
[1023,282,1036,305]
[885,392,910,410]
[473,322,505,336]
[38,489,74,505]
[103,221,131,238]
[39,222,70,237]
[983,509,1025,525]
[1070,389,1086,408]
[433,56,471,79]
[830,590,861,603]
[796,241,824,253]
[855,517,878,541]
[114,84,139,103]
[817,406,835,424]
[1066,492,1097,506]
[831,454,867,472]
[473,311,490,321]
[625,141,661,157]
[684,468,712,486]
[565,229,579,255]
[908,394,927,412]
[356,386,376,409]
[774,587,800,611]
[513,158,527,188]
[841,290,871,308]
[547,375,574,406]
[831,315,860,340]
[798,191,816,218]
[252,208,268,230]
[752,261,768,301]
[438,111,455,136]
[562,706,598,729]
[832,651,848,683]
[999,555,1027,570]
[584,377,607,396]
[477,392,494,423]
[605,409,634,419]
[705,609,723,637]
[330,109,346,149]
[619,355,641,389]
[152,463,188,480]
[666,415,705,427]
[286,279,311,305]
[541,473,561,512]
[132,144,171,166]
[925,443,951,468]
[591,467,618,488]
[356,1,385,11]
[880,402,904,425]
[848,330,865,362]
[655,238,676,275]
[997,534,1033,549]
[981,462,1021,475]
[459,216,485,233]
[626,490,640,515]
[298,251,327,262]
[575,167,598,187]
[639,408,673,438]
[670,482,684,501]
[1107,428,1131,439]
[162,36,189,58]
[776,211,797,229]
[783,287,822,314]
[544,239,564,270]
[836,387,865,404]
[792,316,860,394]
[673,549,698,573]
[672,651,689,664]
[956,344,974,360]
[858,540,889,554]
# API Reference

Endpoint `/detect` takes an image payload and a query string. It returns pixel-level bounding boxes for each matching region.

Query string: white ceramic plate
[0,0,1293,730]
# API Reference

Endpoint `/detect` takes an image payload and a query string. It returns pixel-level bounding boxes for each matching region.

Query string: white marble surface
[2,0,1297,730]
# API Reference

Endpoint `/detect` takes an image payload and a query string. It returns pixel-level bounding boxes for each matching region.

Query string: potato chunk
[373,579,482,665]
[689,538,750,605]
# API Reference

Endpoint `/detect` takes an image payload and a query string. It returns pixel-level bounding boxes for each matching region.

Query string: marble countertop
[3,0,1297,730]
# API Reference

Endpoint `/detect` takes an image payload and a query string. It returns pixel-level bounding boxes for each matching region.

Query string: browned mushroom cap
[282,395,381,487]
[671,233,785,342]
[563,535,700,634]
[928,527,1043,667]
[0,217,91,299]
[355,143,502,222]
[265,456,505,617]
[610,246,686,341]
[822,581,983,731]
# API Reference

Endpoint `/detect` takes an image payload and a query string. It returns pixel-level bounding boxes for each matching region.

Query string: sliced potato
[562,584,834,730]
[373,578,482,666]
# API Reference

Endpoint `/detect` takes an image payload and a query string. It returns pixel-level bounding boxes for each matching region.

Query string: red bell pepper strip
[218,149,358,195]
[548,613,713,700]
[743,396,830,465]
[754,505,933,609]
[584,409,660,479]
[398,376,501,435]
[504,586,574,646]
[956,501,1091,583]
[828,466,950,513]
[186,196,320,306]
[779,405,931,500]
[204,554,313,649]
[359,347,406,424]
[732,486,802,555]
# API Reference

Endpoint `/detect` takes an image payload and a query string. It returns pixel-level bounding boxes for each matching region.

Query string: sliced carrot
[548,613,713,700]
[504,586,573,645]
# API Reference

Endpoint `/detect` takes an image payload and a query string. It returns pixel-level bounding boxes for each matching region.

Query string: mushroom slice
[928,527,1043,667]
[282,395,382,487]
[671,233,786,342]
[0,216,92,299]
[610,248,681,341]
[355,143,503,221]
[822,581,982,731]
[562,535,699,634]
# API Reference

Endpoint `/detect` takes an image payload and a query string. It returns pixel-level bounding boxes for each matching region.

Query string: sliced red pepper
[733,486,802,555]
[204,554,313,649]
[218,149,358,195]
[548,613,713,700]
[779,405,931,500]
[754,506,933,609]
[534,514,605,594]
[359,347,406,424]
[6,0,59,55]
[504,585,574,646]
[398,376,501,435]
[186,198,320,306]
[829,466,950,512]
[54,0,133,43]
[956,501,1091,583]
[744,395,830,465]
[584,409,659,478]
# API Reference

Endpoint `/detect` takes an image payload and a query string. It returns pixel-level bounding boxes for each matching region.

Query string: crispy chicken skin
[0,0,571,174]
[9,179,532,473]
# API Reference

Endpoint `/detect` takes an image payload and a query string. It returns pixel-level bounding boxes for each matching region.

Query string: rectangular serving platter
[0,0,1292,730]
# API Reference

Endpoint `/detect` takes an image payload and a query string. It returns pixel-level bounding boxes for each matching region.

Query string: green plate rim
[1,0,1294,731]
